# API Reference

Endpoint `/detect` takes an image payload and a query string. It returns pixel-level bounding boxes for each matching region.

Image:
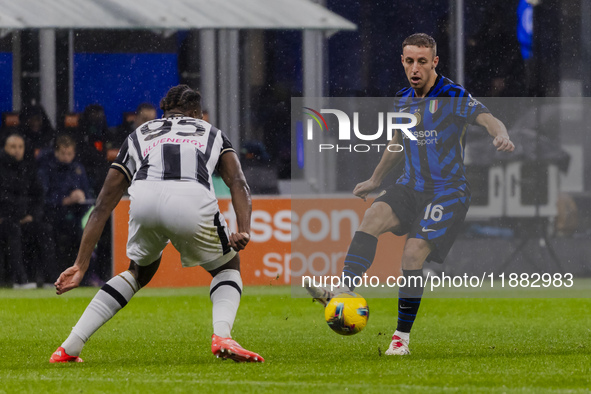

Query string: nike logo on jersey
[422,227,436,232]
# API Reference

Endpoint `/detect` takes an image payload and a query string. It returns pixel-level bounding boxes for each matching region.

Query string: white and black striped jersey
[111,116,235,190]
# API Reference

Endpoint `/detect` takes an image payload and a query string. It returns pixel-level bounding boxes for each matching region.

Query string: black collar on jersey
[412,74,443,98]
[423,74,443,97]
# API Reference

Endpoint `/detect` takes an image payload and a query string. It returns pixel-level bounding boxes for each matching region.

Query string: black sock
[396,269,424,333]
[342,231,378,290]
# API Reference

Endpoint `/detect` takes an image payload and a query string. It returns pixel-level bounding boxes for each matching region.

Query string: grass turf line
[0,286,589,393]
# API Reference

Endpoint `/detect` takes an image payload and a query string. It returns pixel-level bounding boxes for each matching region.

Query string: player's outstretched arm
[219,152,252,251]
[353,132,404,201]
[55,169,128,295]
[475,112,515,152]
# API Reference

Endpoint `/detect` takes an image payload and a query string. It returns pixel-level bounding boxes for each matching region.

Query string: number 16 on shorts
[424,203,444,222]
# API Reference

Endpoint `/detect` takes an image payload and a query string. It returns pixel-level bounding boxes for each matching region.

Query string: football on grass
[324,292,369,335]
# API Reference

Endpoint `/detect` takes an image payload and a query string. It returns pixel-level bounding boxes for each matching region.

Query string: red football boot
[49,347,84,363]
[211,334,264,363]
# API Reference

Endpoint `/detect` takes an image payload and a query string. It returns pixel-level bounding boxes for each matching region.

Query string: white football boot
[385,334,410,355]
[304,285,335,307]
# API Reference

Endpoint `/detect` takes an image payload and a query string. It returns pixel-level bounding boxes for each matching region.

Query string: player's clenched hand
[55,265,84,295]
[493,136,515,152]
[353,179,380,201]
[229,232,250,251]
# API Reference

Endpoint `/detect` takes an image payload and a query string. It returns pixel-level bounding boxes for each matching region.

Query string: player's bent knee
[128,258,161,288]
[208,254,241,277]
[358,202,400,236]
[401,239,432,270]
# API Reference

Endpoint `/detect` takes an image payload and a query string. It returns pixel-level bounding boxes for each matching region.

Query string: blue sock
[342,231,378,290]
[396,269,424,333]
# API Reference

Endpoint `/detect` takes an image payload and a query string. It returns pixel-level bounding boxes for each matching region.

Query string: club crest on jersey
[428,100,439,114]
[413,109,422,126]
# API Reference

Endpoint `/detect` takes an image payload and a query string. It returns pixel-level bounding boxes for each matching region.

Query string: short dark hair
[160,85,201,114]
[55,134,76,150]
[402,33,437,58]
[3,132,25,147]
[136,102,156,115]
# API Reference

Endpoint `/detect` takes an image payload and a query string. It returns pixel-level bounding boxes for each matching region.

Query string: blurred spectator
[240,141,278,194]
[241,140,271,163]
[0,133,18,161]
[106,112,134,154]
[0,133,44,288]
[134,103,157,128]
[58,112,81,136]
[0,112,21,148]
[38,135,92,270]
[18,104,56,162]
[108,103,157,151]
[78,104,109,149]
[76,104,110,196]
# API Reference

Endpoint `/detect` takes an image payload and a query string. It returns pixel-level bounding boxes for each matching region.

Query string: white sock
[61,271,140,356]
[394,330,410,342]
[210,269,242,339]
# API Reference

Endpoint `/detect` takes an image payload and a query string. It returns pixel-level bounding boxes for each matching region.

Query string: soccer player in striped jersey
[50,85,264,363]
[307,33,514,355]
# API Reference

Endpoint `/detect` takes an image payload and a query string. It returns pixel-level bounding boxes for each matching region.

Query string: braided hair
[160,84,202,115]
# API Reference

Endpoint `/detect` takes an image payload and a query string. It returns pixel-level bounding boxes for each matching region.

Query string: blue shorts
[374,184,470,263]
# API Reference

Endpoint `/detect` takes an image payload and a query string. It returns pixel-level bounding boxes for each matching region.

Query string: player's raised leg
[208,254,264,363]
[49,259,160,363]
[306,201,399,305]
[343,202,400,289]
[385,238,430,356]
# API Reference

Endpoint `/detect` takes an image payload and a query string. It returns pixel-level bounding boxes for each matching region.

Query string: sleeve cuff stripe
[111,163,132,183]
[220,148,235,156]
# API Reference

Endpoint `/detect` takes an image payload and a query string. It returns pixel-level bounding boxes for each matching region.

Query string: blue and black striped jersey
[394,75,489,194]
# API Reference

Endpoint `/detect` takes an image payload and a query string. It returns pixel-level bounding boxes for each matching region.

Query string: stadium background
[0,0,589,287]
[0,1,590,393]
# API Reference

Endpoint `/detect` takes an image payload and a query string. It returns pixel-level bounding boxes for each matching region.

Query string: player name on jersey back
[112,116,234,188]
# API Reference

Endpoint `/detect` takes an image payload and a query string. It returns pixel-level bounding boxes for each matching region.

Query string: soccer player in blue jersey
[308,33,514,355]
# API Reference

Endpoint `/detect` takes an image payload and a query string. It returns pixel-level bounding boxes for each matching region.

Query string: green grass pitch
[1,286,589,393]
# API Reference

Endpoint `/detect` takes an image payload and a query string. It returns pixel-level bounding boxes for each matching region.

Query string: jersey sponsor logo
[401,129,438,138]
[142,137,205,157]
[401,129,439,146]
[421,227,436,232]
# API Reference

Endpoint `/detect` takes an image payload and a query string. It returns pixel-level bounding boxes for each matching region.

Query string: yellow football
[324,292,369,335]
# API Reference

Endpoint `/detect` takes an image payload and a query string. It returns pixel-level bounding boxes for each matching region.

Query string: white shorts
[126,180,236,271]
